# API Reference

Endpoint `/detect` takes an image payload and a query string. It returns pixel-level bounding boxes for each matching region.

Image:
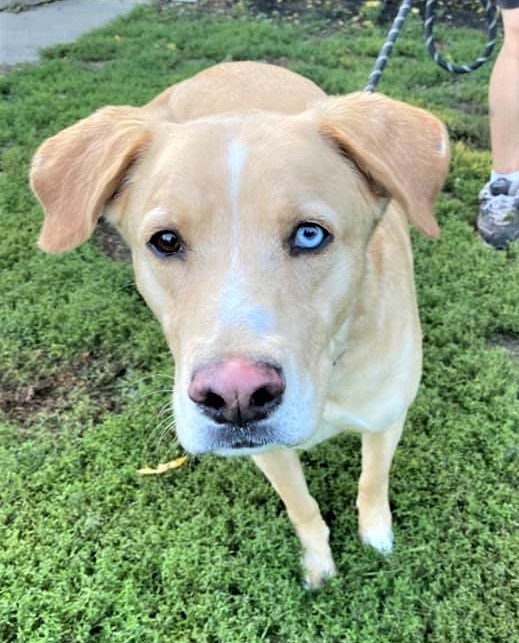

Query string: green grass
[1,4,518,642]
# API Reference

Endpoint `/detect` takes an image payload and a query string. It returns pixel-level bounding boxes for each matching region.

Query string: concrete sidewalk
[0,0,147,66]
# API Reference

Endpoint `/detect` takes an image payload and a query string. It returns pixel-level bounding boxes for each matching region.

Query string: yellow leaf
[138,455,188,475]
[365,1,381,7]
[167,43,177,51]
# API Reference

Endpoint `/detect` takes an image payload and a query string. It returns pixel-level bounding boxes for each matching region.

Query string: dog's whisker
[132,404,172,465]
[143,404,175,440]
[157,423,178,448]
[151,411,175,433]
[140,417,178,463]
[156,403,173,420]
[114,371,173,389]
[126,388,173,404]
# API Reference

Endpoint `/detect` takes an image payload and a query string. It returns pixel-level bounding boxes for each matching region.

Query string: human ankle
[490,170,519,194]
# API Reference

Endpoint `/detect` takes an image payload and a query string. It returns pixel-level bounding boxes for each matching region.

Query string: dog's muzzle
[187,358,285,452]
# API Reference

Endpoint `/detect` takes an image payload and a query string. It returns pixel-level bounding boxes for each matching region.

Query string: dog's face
[120,115,379,453]
[30,92,449,455]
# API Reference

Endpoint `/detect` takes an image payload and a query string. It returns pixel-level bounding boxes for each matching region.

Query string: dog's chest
[307,340,421,446]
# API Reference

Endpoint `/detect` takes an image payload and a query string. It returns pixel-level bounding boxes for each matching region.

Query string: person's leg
[478,6,519,248]
[489,7,519,173]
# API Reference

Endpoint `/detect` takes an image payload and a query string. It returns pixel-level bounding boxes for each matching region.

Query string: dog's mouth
[210,421,290,455]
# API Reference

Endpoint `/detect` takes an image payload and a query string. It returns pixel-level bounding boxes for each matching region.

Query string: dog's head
[31,92,449,455]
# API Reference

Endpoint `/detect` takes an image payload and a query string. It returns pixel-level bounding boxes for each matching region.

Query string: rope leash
[365,0,499,93]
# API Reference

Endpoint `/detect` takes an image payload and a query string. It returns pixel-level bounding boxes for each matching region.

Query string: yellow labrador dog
[30,62,449,588]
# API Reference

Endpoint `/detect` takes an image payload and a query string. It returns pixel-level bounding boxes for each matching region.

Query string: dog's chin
[213,443,280,457]
[177,420,303,456]
[210,422,297,456]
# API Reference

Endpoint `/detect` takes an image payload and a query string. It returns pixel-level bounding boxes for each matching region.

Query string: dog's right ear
[30,106,151,253]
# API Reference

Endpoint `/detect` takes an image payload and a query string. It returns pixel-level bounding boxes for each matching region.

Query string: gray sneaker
[477,177,519,249]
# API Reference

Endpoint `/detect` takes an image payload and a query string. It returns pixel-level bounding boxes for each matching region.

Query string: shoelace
[482,194,519,222]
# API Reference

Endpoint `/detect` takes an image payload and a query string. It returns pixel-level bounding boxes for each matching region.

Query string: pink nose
[188,359,285,425]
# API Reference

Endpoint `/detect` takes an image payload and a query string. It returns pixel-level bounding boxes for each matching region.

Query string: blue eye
[290,223,331,254]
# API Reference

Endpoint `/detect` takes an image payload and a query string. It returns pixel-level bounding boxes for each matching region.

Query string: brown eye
[147,230,184,258]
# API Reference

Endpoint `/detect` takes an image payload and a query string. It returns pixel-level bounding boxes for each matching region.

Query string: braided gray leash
[365,0,414,93]
[365,0,499,93]
[424,0,498,73]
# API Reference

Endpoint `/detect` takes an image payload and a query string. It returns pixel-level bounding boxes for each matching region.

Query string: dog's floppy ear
[312,93,449,238]
[30,106,151,253]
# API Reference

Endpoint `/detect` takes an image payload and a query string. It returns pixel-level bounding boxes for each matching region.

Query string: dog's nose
[188,359,285,425]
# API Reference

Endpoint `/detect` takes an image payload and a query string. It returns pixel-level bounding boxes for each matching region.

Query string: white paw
[360,526,393,555]
[301,549,337,589]
[357,497,393,555]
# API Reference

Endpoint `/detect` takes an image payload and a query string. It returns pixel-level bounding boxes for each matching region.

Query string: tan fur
[30,61,449,588]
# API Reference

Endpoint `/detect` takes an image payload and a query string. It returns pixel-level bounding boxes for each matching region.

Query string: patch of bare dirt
[487,333,519,363]
[92,219,131,262]
[0,352,127,427]
[168,0,495,30]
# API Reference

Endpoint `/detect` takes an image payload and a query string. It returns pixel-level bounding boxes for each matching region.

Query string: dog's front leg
[252,448,336,588]
[356,417,405,554]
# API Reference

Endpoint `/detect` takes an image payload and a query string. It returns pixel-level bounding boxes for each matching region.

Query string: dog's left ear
[312,93,450,238]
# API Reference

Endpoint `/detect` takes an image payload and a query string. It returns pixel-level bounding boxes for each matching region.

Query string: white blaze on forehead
[218,138,273,336]
[227,139,247,269]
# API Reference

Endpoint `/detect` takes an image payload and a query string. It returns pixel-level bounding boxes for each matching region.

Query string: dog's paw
[357,500,393,555]
[360,526,393,555]
[301,548,337,590]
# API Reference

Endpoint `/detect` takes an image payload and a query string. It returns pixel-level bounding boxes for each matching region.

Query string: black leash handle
[365,0,499,93]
